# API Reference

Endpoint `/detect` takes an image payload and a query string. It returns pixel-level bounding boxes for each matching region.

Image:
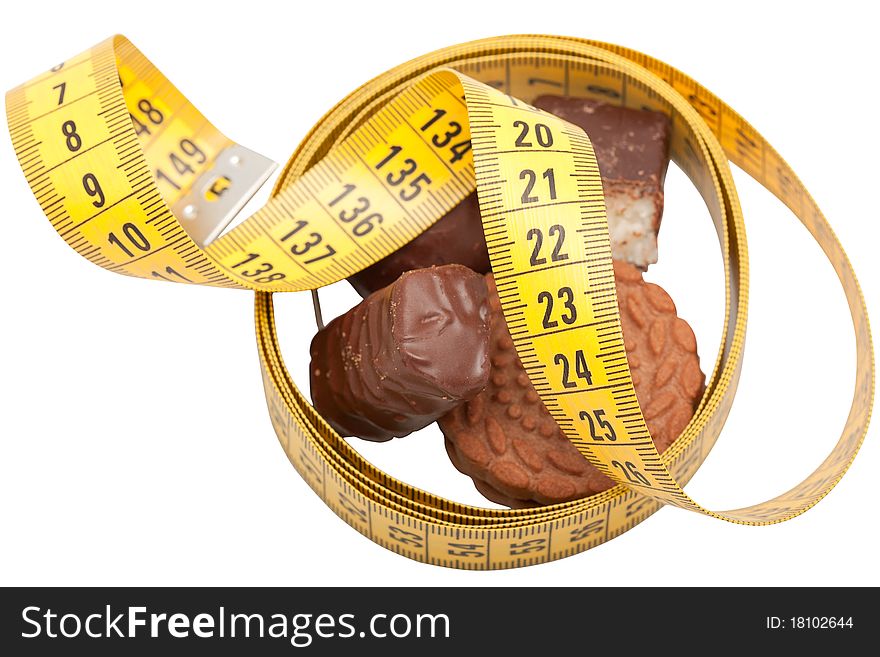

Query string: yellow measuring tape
[6,35,874,568]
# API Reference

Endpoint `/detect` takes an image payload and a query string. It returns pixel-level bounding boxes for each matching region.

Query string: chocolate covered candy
[348,193,490,297]
[534,96,671,269]
[438,261,704,508]
[310,264,490,442]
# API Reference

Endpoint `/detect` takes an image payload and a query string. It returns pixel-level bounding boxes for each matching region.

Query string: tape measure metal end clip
[172,144,277,247]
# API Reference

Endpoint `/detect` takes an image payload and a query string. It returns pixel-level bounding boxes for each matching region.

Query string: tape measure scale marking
[6,35,873,568]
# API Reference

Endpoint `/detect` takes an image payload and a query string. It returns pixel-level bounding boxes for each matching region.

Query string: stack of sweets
[308,97,705,507]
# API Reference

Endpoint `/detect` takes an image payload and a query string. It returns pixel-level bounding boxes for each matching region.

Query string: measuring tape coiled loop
[6,35,873,568]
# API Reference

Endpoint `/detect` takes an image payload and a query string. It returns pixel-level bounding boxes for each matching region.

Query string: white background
[1,0,877,586]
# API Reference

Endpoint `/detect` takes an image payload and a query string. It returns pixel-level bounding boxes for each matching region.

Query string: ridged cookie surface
[438,260,704,507]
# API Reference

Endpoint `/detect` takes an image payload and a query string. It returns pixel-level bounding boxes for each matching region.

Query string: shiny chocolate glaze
[311,264,490,441]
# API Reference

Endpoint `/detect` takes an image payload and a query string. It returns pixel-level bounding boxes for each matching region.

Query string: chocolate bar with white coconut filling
[534,96,671,269]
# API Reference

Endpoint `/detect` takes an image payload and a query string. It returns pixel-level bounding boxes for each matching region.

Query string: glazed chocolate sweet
[438,261,704,508]
[310,264,491,442]
[348,193,490,297]
[534,96,671,269]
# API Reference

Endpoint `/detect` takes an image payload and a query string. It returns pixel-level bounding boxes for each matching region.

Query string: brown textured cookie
[437,260,705,508]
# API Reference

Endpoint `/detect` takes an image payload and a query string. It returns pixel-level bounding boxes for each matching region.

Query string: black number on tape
[151,266,190,282]
[447,543,485,558]
[419,108,446,132]
[61,120,81,152]
[419,107,463,147]
[154,138,206,191]
[526,227,544,265]
[399,173,431,201]
[543,168,557,200]
[509,538,546,555]
[255,272,286,283]
[537,286,576,330]
[338,493,367,523]
[579,409,617,441]
[337,196,370,221]
[519,168,556,204]
[527,224,567,266]
[137,98,164,125]
[52,81,66,105]
[230,254,287,282]
[431,121,461,148]
[448,139,471,164]
[279,221,338,265]
[328,183,355,207]
[389,526,423,548]
[554,350,593,389]
[612,460,651,487]
[328,184,384,237]
[375,145,433,201]
[81,173,105,208]
[419,108,470,163]
[375,145,402,169]
[107,223,150,258]
[569,520,604,543]
[299,450,322,484]
[130,113,150,138]
[382,153,416,183]
[352,213,382,236]
[169,152,193,177]
[520,169,538,204]
[513,120,553,148]
[537,291,555,328]
[548,225,567,261]
[179,138,206,163]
